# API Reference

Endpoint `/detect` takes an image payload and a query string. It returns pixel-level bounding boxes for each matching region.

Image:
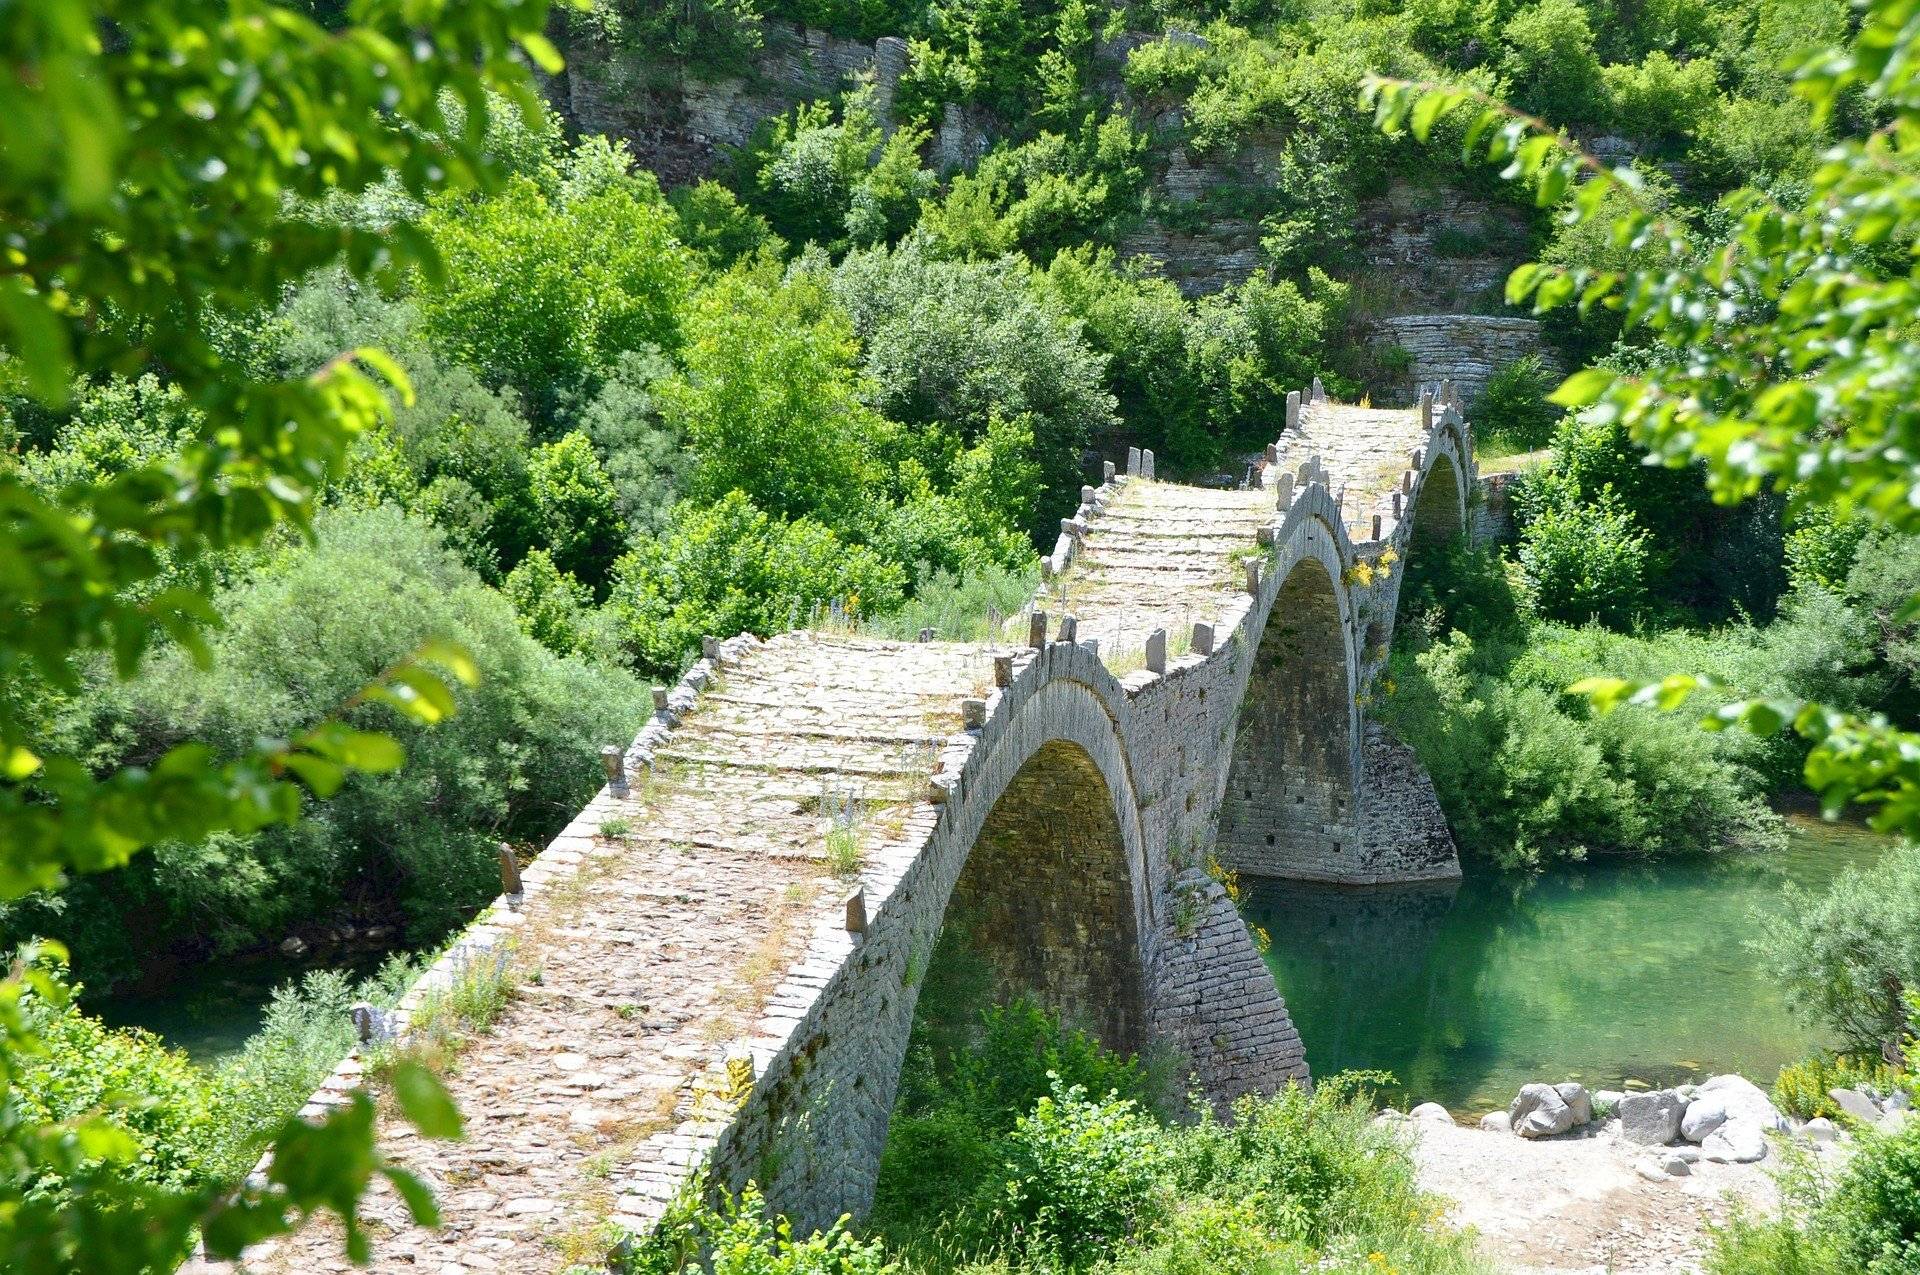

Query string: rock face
[1617,1090,1686,1145]
[1510,1083,1577,1138]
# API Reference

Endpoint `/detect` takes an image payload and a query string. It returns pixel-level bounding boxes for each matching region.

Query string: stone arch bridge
[222,385,1477,1273]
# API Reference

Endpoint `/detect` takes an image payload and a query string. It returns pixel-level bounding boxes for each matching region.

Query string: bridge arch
[1215,495,1364,881]
[922,655,1155,1055]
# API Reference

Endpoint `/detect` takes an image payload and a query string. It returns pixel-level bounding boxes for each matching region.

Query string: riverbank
[1406,1110,1786,1274]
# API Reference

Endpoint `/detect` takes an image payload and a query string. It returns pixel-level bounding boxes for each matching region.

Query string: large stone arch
[715,645,1165,1233]
[1214,503,1364,882]
[1411,446,1468,545]
[939,736,1150,1052]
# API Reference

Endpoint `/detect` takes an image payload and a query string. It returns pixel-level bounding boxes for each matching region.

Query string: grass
[375,941,522,1076]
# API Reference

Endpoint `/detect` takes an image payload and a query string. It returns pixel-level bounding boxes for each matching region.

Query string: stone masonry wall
[1373,315,1563,407]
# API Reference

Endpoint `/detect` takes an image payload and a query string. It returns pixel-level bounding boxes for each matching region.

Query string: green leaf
[1,745,42,780]
[390,1061,465,1140]
[384,1164,444,1228]
[1548,368,1614,407]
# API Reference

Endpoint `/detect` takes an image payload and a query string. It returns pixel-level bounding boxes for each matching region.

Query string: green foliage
[663,267,890,536]
[419,159,693,412]
[528,431,628,586]
[611,493,907,676]
[1601,51,1720,142]
[1474,356,1561,454]
[996,1077,1171,1264]
[13,988,225,1199]
[671,181,783,268]
[503,550,619,662]
[1368,1,1920,839]
[1379,626,1785,867]
[1774,1053,1907,1122]
[1516,482,1650,627]
[0,1,553,1260]
[7,508,645,984]
[831,242,1115,539]
[1501,0,1607,121]
[1706,1122,1920,1275]
[735,93,933,253]
[620,1175,894,1275]
[1758,844,1920,1058]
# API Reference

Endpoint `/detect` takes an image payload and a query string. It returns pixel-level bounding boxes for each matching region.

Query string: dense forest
[7,0,1920,1270]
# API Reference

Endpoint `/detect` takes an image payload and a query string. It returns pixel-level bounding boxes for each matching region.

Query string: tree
[419,162,694,413]
[0,0,557,1266]
[1366,0,1920,837]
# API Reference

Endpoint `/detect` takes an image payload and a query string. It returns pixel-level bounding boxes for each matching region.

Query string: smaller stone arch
[1214,498,1365,882]
[1411,446,1468,544]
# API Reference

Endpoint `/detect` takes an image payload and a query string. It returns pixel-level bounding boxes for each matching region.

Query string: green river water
[1242,812,1888,1114]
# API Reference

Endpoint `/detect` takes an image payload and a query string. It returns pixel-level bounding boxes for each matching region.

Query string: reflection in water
[1242,815,1887,1113]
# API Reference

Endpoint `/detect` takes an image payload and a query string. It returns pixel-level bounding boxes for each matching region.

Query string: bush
[12,507,647,984]
[610,493,907,676]
[1501,0,1607,122]
[1774,1053,1908,1122]
[1378,627,1784,866]
[996,1078,1170,1264]
[1475,356,1560,454]
[1708,1122,1920,1274]
[1602,51,1720,142]
[830,241,1116,541]
[1517,484,1650,627]
[662,266,891,538]
[1758,844,1920,1058]
[419,160,693,411]
[623,1176,894,1275]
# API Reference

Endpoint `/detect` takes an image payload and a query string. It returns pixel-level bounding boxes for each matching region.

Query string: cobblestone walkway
[216,635,982,1274]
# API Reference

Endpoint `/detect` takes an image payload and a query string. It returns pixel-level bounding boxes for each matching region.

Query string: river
[1241,812,1887,1113]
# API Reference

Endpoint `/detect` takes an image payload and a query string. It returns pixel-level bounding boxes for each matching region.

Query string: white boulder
[1556,1082,1594,1127]
[1697,1075,1787,1131]
[1618,1089,1686,1145]
[1510,1083,1576,1138]
[1802,1117,1842,1143]
[1480,1110,1513,1134]
[1702,1119,1770,1163]
[1410,1102,1453,1124]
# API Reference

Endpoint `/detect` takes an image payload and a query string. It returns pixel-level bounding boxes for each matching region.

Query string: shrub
[1828,1121,1920,1272]
[1162,1075,1481,1269]
[830,241,1116,541]
[1475,356,1560,454]
[528,431,626,588]
[1501,0,1607,123]
[610,493,907,676]
[18,507,647,984]
[1602,51,1720,142]
[623,1175,894,1275]
[419,162,693,411]
[14,986,225,1198]
[1758,844,1920,1058]
[669,180,780,268]
[1775,1054,1908,1122]
[661,266,891,538]
[995,1077,1170,1264]
[1517,484,1650,627]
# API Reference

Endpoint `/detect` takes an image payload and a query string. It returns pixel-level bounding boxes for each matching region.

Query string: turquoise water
[1242,815,1887,1114]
